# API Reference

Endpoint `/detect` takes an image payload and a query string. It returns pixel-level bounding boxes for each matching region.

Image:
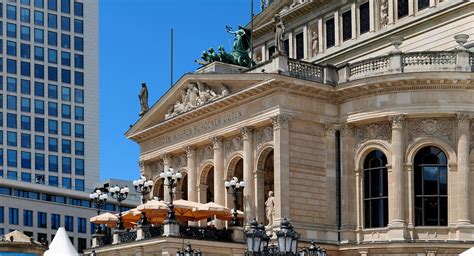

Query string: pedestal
[229,226,244,243]
[91,233,104,248]
[112,231,122,245]
[163,222,180,237]
[136,226,145,241]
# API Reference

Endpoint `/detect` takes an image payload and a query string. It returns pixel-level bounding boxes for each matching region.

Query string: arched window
[414,146,447,226]
[363,150,388,228]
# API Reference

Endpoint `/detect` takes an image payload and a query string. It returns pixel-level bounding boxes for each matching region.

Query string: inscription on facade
[145,110,245,151]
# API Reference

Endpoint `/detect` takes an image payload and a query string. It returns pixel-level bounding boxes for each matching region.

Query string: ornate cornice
[389,114,406,129]
[271,114,292,129]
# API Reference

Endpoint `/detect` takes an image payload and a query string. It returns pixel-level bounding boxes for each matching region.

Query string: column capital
[160,153,173,165]
[271,114,292,129]
[389,114,406,129]
[340,123,354,137]
[240,126,254,140]
[184,146,196,157]
[211,136,223,149]
[325,123,338,137]
[456,113,471,124]
[137,160,145,169]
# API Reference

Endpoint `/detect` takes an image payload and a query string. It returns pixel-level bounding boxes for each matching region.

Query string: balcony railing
[288,59,324,83]
[179,226,233,242]
[349,55,390,80]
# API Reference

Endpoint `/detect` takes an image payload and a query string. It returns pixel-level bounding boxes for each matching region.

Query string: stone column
[271,115,292,223]
[241,127,255,225]
[161,154,172,202]
[197,184,208,226]
[255,169,265,223]
[212,137,225,228]
[340,123,357,242]
[351,3,357,39]
[456,113,471,224]
[388,0,395,24]
[388,114,406,240]
[369,0,376,32]
[185,146,197,202]
[333,11,340,47]
[324,125,337,230]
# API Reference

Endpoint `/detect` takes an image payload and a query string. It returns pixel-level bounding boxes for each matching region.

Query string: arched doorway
[256,148,274,225]
[226,157,244,221]
[152,179,164,201]
[206,167,214,203]
[175,171,188,200]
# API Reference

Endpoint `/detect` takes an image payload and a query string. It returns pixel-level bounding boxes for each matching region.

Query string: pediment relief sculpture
[407,118,454,144]
[165,83,231,120]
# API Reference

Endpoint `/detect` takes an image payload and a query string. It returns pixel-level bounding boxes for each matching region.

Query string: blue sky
[99,0,260,181]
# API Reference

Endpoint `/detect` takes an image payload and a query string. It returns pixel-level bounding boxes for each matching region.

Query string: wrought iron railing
[144,226,164,239]
[402,51,456,67]
[97,236,112,246]
[288,59,324,83]
[120,231,137,243]
[179,226,233,242]
[349,55,390,78]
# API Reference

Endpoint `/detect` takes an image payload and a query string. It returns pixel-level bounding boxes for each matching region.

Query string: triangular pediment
[125,73,273,140]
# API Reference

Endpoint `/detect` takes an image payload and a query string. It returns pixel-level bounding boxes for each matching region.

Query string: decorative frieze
[197,145,214,165]
[355,123,391,146]
[407,118,454,144]
[341,123,355,137]
[172,153,187,169]
[224,136,243,158]
[255,126,274,149]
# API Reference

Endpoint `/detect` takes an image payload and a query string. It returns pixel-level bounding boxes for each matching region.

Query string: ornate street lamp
[245,218,268,255]
[176,242,203,256]
[276,218,300,255]
[297,241,326,256]
[109,185,129,231]
[224,176,245,226]
[160,167,182,223]
[133,175,154,226]
[89,187,108,234]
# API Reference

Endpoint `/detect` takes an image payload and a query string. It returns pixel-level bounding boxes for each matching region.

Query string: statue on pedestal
[265,191,275,229]
[138,82,149,117]
[274,14,285,55]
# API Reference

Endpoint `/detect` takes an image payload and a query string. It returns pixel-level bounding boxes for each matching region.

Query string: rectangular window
[61,52,70,66]
[8,77,17,92]
[21,80,30,94]
[62,104,71,119]
[62,69,71,84]
[62,121,71,136]
[75,141,84,155]
[398,0,409,18]
[21,172,31,182]
[74,54,83,69]
[326,17,335,48]
[7,95,17,110]
[7,149,17,167]
[75,71,84,86]
[48,31,57,46]
[35,0,44,8]
[48,67,58,81]
[7,131,17,146]
[49,155,58,172]
[7,41,17,56]
[34,47,44,61]
[7,5,17,20]
[61,87,71,101]
[21,133,31,148]
[35,153,45,170]
[7,113,17,128]
[51,214,60,229]
[61,16,70,31]
[21,61,31,76]
[61,0,70,13]
[21,44,30,59]
[78,217,86,233]
[34,11,44,26]
[74,2,83,16]
[7,23,17,38]
[0,207,3,223]
[21,151,31,168]
[20,8,30,23]
[9,208,19,225]
[48,13,57,28]
[65,215,74,231]
[35,135,45,150]
[35,174,45,184]
[62,157,71,173]
[74,36,83,51]
[48,137,58,152]
[418,0,429,10]
[75,106,84,121]
[48,49,57,63]
[37,211,47,228]
[7,59,17,74]
[75,179,84,191]
[74,19,83,34]
[48,0,57,10]
[21,26,30,40]
[23,210,33,226]
[49,175,58,187]
[48,102,58,116]
[35,100,44,114]
[360,2,370,34]
[7,170,17,180]
[62,177,71,189]
[61,34,71,48]
[34,28,44,44]
[35,82,45,97]
[342,10,352,41]
[75,124,84,138]
[62,139,71,153]
[75,158,84,175]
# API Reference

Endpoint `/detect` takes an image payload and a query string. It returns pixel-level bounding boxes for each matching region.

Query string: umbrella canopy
[90,212,117,225]
[193,202,232,220]
[44,227,78,256]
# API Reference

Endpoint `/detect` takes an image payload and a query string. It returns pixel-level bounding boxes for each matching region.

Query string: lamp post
[275,218,300,255]
[224,177,245,226]
[109,185,129,231]
[160,167,182,223]
[89,187,108,234]
[297,241,327,256]
[176,242,203,256]
[244,218,269,255]
[133,175,154,226]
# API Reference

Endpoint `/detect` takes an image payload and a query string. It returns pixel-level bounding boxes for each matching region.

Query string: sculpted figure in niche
[138,82,149,117]
[274,14,285,55]
[380,0,388,27]
[265,191,275,228]
[311,29,319,56]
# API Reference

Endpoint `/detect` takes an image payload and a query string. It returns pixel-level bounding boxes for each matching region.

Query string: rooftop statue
[138,82,149,117]
[197,25,255,68]
[274,14,285,55]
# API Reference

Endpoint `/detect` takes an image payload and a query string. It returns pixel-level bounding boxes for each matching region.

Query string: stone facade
[91,0,474,255]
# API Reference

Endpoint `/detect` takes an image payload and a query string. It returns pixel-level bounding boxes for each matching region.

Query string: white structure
[44,227,79,256]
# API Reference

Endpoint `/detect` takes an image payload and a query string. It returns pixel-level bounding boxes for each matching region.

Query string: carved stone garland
[355,123,391,146]
[407,118,454,145]
[224,136,243,158]
[197,144,214,165]
[255,126,274,149]
[165,82,231,120]
[173,153,187,169]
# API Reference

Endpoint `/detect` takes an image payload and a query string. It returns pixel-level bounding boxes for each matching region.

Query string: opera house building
[86,0,474,255]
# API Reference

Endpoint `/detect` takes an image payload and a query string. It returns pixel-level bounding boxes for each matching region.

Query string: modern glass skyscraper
[0,0,103,252]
